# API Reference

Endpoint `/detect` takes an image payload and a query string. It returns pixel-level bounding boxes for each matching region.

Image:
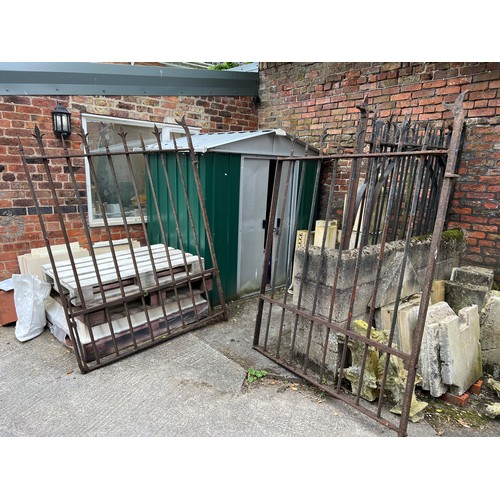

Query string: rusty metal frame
[18,119,227,373]
[253,93,466,436]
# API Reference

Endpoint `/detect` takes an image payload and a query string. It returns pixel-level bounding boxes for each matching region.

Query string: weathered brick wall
[258,62,500,283]
[0,94,258,280]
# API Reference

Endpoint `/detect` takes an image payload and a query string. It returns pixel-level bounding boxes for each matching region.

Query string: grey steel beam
[0,62,259,96]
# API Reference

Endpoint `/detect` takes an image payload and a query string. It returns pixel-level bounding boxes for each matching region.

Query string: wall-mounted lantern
[52,102,71,138]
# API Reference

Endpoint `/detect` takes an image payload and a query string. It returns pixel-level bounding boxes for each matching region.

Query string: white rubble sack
[12,274,51,342]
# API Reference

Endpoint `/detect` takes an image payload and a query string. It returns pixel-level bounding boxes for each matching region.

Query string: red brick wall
[0,94,258,280]
[258,62,500,284]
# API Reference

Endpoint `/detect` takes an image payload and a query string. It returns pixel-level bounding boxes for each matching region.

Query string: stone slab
[452,265,495,289]
[480,291,500,373]
[439,305,482,396]
[445,280,490,315]
[377,295,421,353]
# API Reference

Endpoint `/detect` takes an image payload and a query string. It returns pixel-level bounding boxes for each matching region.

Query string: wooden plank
[71,255,199,291]
[52,252,197,285]
[83,287,205,327]
[42,244,176,272]
[73,294,208,343]
[44,245,182,278]
[80,301,210,363]
[42,244,204,299]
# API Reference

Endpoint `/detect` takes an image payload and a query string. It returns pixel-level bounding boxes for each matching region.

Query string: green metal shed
[146,129,318,303]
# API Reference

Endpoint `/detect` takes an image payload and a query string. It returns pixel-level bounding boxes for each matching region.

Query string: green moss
[411,228,464,244]
[411,233,432,243]
[440,228,464,241]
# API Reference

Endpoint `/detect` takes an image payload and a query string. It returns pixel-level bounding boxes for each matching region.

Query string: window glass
[83,116,196,224]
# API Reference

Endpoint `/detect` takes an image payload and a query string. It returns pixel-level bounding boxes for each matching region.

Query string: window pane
[87,120,154,221]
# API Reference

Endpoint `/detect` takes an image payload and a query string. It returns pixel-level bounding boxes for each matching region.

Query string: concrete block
[293,319,339,378]
[377,295,421,353]
[430,280,446,304]
[480,291,500,373]
[294,229,463,326]
[439,305,482,396]
[419,321,448,397]
[416,302,457,397]
[445,280,490,315]
[313,220,337,249]
[452,265,495,289]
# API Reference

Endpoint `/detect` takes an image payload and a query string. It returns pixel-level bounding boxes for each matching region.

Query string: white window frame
[81,113,199,227]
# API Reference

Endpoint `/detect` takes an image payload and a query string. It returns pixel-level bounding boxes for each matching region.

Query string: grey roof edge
[0,62,259,96]
[150,129,320,155]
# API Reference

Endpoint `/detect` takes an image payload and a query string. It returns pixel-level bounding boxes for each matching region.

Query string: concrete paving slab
[0,295,498,437]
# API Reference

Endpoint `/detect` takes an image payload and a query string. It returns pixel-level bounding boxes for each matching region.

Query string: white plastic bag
[12,274,51,342]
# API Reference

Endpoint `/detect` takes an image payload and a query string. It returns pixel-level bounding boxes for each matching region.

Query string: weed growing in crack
[247,368,268,383]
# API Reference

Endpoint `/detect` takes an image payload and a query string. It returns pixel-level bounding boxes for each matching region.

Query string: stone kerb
[293,230,464,326]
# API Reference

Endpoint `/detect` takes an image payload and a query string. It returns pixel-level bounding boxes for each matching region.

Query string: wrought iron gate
[18,117,227,373]
[253,93,466,436]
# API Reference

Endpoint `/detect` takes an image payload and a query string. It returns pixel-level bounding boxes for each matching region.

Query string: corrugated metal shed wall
[147,151,240,303]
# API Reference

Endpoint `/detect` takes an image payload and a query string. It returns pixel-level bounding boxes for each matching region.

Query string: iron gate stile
[18,118,227,373]
[253,93,466,436]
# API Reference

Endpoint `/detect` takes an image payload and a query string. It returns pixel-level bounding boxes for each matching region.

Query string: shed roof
[153,129,319,156]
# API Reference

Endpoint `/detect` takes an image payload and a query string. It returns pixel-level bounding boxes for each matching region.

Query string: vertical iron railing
[18,120,227,373]
[253,94,466,436]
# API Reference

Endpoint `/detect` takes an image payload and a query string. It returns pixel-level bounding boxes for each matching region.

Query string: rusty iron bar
[337,123,384,400]
[263,141,295,351]
[370,117,405,245]
[342,100,369,250]
[139,133,187,334]
[33,128,108,366]
[152,126,201,324]
[287,160,322,357]
[318,186,356,383]
[81,127,152,361]
[275,150,309,358]
[18,133,89,373]
[253,344,403,434]
[426,156,446,234]
[354,116,409,407]
[302,158,339,375]
[100,132,158,345]
[176,116,228,320]
[21,146,450,164]
[318,142,375,386]
[260,295,411,360]
[22,146,192,161]
[117,127,176,335]
[253,160,284,346]
[350,126,392,404]
[172,135,214,317]
[398,92,467,436]
[61,133,128,361]
[276,149,448,162]
[374,123,434,419]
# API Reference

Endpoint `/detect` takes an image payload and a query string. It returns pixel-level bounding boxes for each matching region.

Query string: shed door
[238,158,269,295]
[237,158,293,295]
